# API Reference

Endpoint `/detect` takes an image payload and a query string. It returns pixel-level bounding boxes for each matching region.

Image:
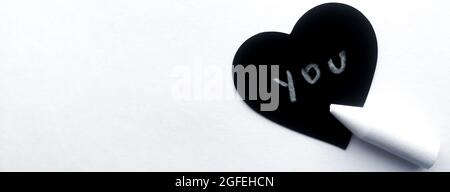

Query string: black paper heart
[232,3,377,149]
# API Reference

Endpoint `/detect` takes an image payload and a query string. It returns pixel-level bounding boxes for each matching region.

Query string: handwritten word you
[233,51,346,111]
[273,50,346,102]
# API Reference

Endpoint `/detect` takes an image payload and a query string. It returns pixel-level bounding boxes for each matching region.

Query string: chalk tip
[330,104,370,138]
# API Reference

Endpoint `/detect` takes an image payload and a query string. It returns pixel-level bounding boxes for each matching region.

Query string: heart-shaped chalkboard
[232,3,377,149]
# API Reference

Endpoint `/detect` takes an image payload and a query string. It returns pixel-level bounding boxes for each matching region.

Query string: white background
[0,0,449,171]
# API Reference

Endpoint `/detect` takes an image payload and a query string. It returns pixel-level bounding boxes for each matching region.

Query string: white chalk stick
[330,104,440,168]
